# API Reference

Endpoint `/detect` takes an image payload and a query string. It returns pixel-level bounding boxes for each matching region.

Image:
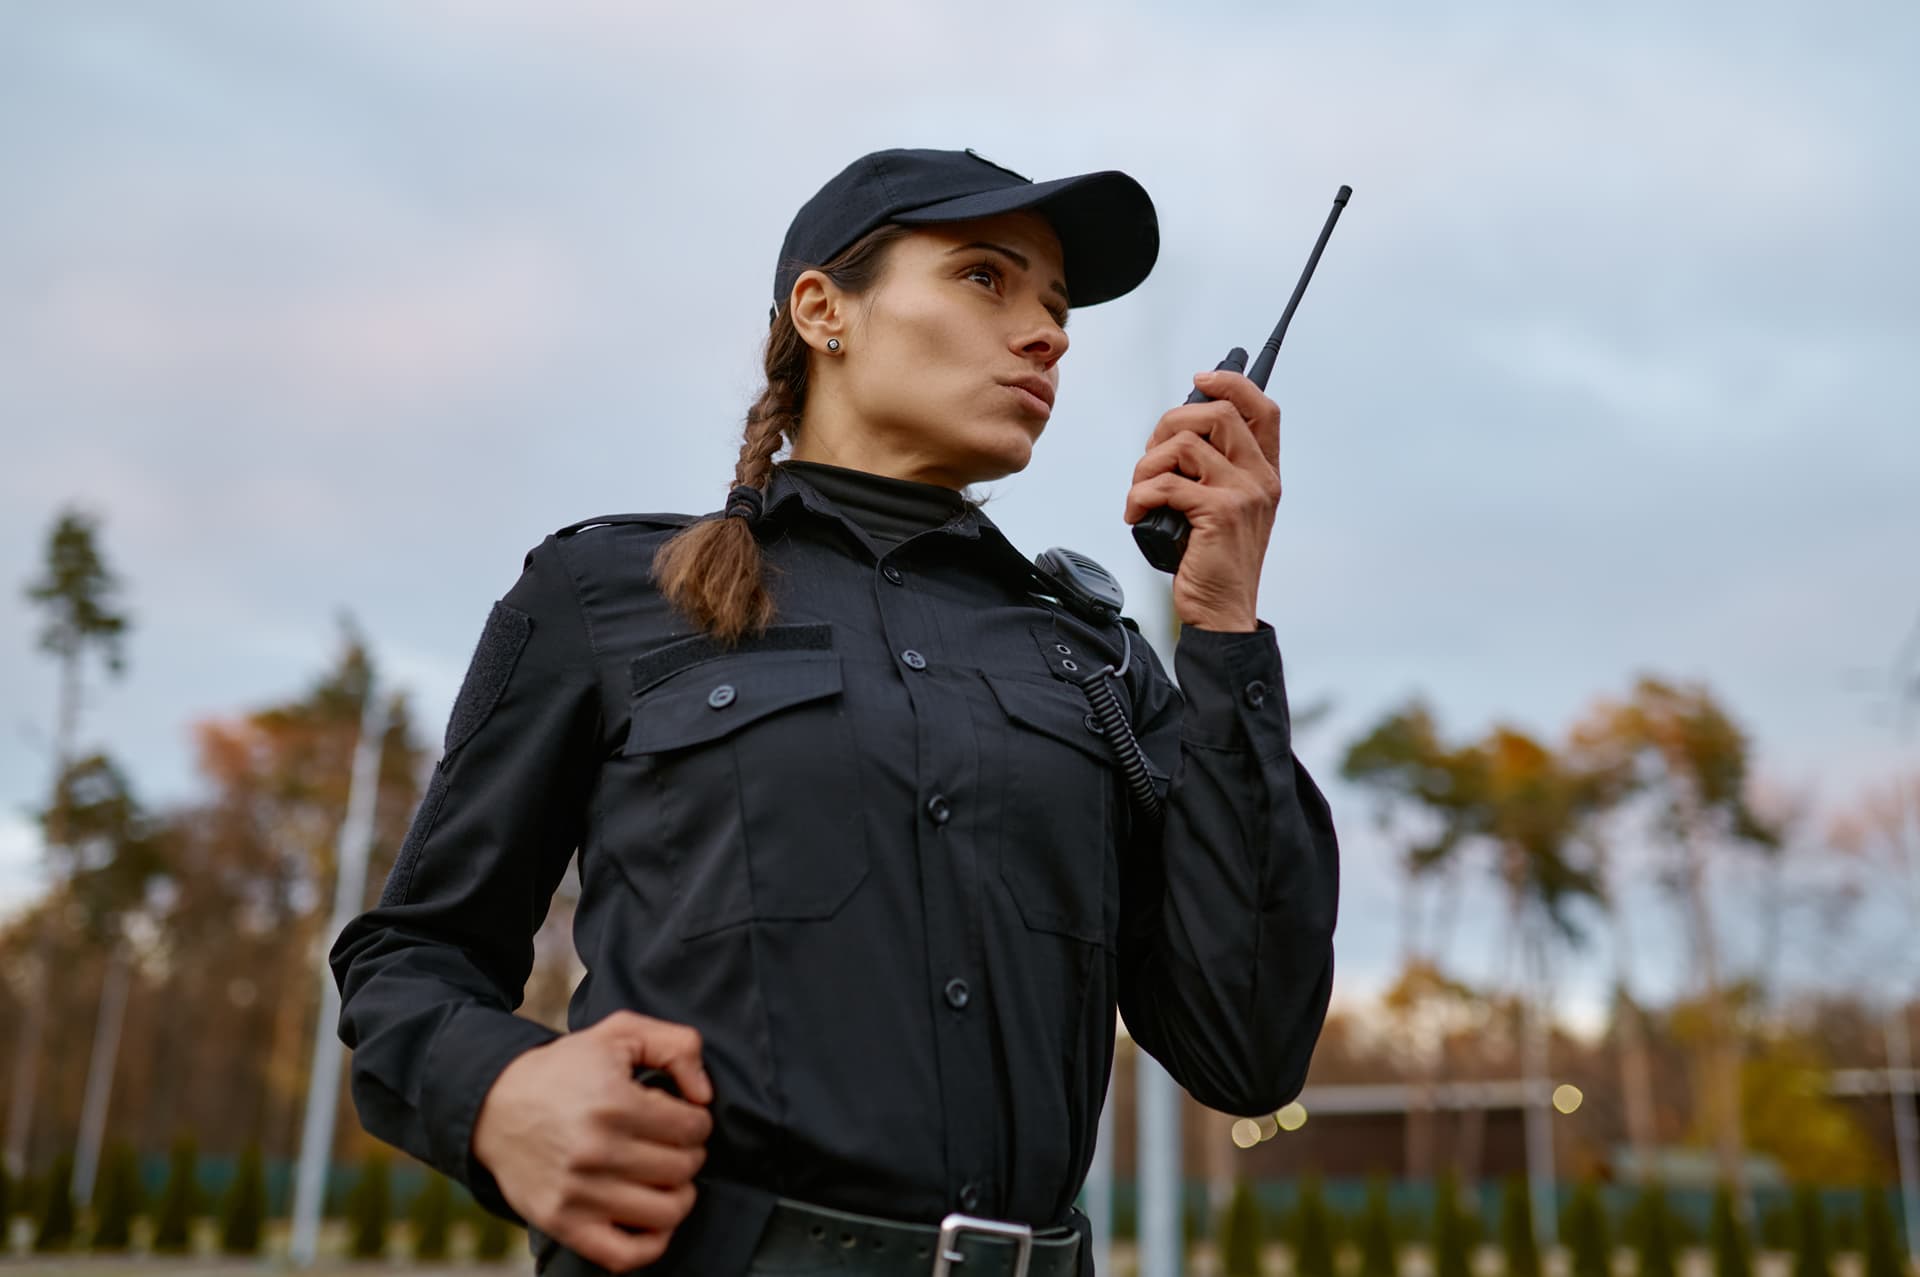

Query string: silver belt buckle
[932,1212,1034,1277]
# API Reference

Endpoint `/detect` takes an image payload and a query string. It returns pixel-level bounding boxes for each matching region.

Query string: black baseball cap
[771,147,1159,324]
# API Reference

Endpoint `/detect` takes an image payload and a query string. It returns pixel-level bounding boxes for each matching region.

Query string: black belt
[534,1189,1084,1276]
[752,1197,1083,1277]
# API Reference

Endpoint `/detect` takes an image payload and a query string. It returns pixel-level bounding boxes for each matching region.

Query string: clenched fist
[472,1010,713,1272]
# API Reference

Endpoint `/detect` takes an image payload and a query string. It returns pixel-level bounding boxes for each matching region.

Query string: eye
[964,260,1003,291]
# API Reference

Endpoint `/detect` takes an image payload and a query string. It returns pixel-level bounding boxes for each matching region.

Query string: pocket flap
[982,673,1115,766]
[628,652,843,753]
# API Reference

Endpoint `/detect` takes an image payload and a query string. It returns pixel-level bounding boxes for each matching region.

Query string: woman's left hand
[1123,367,1281,633]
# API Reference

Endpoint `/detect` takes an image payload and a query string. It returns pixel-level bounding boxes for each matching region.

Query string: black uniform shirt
[331,460,1340,1266]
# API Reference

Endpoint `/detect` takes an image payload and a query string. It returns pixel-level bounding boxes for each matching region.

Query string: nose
[1013,310,1068,369]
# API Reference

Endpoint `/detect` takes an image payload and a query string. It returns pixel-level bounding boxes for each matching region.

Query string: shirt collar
[760,462,1041,585]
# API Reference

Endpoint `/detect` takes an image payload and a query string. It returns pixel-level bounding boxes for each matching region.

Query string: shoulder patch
[554,512,697,538]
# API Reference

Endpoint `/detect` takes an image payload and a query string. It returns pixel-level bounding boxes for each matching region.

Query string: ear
[788,269,847,355]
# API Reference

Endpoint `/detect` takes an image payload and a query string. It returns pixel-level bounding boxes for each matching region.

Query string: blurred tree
[138,629,422,1155]
[474,1205,516,1262]
[411,1169,453,1261]
[1791,1187,1829,1277]
[1219,1177,1262,1277]
[1573,678,1779,1205]
[1738,1033,1879,1183]
[150,1134,198,1254]
[1712,1183,1752,1277]
[1433,1173,1473,1277]
[40,752,172,1209]
[1500,1177,1541,1277]
[1294,1175,1336,1277]
[1561,1182,1610,1277]
[1359,1176,1398,1277]
[348,1150,391,1259]
[219,1143,266,1254]
[8,507,131,1181]
[88,1141,142,1251]
[31,1153,75,1252]
[1632,1183,1677,1277]
[1860,1188,1901,1277]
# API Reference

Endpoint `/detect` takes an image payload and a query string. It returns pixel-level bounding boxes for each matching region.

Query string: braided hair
[651,224,912,643]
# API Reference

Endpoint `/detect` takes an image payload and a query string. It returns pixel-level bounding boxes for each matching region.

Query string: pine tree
[1562,1182,1611,1277]
[31,1154,76,1252]
[348,1151,392,1259]
[1633,1183,1676,1277]
[151,1135,198,1253]
[1710,1184,1751,1277]
[1360,1177,1399,1277]
[1791,1187,1829,1277]
[411,1169,453,1261]
[89,1142,142,1251]
[1500,1178,1541,1277]
[1434,1174,1474,1277]
[1860,1187,1900,1277]
[1295,1175,1337,1277]
[218,1144,266,1254]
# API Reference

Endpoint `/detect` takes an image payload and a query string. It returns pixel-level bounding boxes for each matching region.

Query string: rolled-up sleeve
[1114,621,1340,1116]
[329,535,601,1220]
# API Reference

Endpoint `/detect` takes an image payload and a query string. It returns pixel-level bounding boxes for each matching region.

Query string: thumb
[593,1010,713,1105]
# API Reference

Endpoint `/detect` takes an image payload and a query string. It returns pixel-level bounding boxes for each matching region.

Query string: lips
[1002,374,1055,414]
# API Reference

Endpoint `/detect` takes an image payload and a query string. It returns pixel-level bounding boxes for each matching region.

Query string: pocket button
[706,684,737,709]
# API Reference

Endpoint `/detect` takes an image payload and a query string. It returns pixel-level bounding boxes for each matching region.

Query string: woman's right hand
[472,1010,714,1272]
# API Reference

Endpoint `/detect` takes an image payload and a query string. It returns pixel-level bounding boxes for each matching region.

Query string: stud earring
[826,339,841,352]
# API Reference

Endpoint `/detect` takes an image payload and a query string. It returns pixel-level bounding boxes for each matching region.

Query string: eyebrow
[948,241,1071,309]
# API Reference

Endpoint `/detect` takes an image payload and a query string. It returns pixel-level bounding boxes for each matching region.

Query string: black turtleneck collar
[777,460,968,548]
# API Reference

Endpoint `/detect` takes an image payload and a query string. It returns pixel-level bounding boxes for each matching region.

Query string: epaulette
[554,512,697,538]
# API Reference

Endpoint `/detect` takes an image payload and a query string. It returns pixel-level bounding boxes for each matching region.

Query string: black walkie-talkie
[1133,185,1353,574]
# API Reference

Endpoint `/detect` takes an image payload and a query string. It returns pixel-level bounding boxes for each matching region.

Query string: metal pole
[1138,1051,1184,1277]
[289,685,388,1266]
[70,939,133,1207]
[1084,1046,1116,1277]
[1521,926,1557,1250]
[1889,780,1920,1264]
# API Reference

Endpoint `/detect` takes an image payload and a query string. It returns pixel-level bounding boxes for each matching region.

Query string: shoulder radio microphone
[1132,184,1353,575]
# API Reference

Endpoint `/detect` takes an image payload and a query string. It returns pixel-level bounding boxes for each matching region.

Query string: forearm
[1117,623,1340,1114]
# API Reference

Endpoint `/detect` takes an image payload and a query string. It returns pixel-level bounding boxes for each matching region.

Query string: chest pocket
[981,672,1119,946]
[624,646,868,941]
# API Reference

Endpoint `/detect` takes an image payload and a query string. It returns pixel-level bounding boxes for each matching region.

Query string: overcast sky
[3,1,1915,1024]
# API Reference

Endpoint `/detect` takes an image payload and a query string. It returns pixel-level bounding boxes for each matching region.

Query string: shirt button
[944,978,970,1009]
[959,1182,981,1212]
[1242,679,1269,709]
[925,794,952,825]
[707,684,737,709]
[882,565,904,586]
[901,649,928,671]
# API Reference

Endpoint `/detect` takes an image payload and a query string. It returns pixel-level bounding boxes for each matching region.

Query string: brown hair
[651,223,914,643]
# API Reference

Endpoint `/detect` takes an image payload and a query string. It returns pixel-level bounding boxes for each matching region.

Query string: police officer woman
[332,147,1340,1276]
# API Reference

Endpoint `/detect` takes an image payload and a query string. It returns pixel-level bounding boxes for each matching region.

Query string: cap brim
[890,170,1159,309]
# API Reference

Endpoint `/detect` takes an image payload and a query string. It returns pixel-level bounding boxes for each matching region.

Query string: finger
[600,1179,700,1233]
[1192,368,1281,466]
[602,1085,714,1149]
[1124,472,1211,525]
[598,1011,713,1105]
[572,1129,707,1188]
[566,1219,672,1273]
[1148,398,1245,451]
[1131,431,1231,489]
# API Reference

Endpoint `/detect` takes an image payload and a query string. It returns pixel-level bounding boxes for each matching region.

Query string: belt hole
[809,1225,826,1242]
[841,1232,857,1249]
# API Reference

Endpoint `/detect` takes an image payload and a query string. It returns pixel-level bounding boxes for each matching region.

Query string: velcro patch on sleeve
[378,763,450,909]
[444,601,532,755]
